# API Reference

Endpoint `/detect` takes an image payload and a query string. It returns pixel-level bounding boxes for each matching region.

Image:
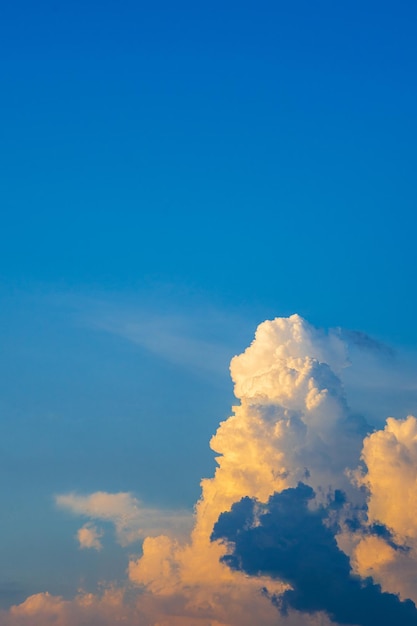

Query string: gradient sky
[1,1,417,623]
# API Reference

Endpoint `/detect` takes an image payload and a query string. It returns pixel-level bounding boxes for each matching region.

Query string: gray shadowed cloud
[211,483,417,626]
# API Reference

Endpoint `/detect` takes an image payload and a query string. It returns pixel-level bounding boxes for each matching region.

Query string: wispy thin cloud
[93,313,234,375]
[55,290,254,378]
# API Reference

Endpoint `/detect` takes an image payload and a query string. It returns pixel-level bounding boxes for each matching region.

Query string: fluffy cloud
[0,589,333,626]
[359,415,417,543]
[77,523,103,550]
[128,314,370,621]
[340,415,417,603]
[56,491,192,546]
[5,314,417,625]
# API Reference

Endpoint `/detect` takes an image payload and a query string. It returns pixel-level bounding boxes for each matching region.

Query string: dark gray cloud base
[212,483,417,625]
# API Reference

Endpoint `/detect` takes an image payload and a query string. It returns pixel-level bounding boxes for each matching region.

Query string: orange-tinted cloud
[56,491,192,546]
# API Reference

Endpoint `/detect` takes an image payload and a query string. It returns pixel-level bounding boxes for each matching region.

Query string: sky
[1,1,417,624]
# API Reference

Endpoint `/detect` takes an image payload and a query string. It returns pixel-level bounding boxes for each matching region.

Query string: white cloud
[339,415,417,603]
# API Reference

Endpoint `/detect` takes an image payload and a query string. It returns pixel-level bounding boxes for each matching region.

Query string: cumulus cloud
[56,491,192,546]
[335,415,417,604]
[5,314,417,625]
[128,314,371,622]
[358,415,417,542]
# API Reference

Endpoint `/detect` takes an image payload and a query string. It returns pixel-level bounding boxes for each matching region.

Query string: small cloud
[56,491,192,547]
[77,523,103,551]
[357,415,417,545]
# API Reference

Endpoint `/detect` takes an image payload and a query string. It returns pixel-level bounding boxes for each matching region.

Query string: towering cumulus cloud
[4,314,417,625]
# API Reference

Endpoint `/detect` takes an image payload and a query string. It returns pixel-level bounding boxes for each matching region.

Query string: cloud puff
[358,415,417,543]
[77,523,103,550]
[56,491,192,546]
[336,415,417,604]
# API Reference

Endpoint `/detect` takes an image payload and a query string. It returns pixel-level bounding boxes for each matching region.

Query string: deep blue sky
[1,0,417,608]
[2,0,417,339]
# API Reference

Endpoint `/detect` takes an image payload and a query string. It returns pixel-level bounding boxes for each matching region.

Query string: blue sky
[1,1,417,622]
[2,0,417,339]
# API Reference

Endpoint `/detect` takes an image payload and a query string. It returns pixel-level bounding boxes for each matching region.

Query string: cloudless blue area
[1,0,417,339]
[1,0,417,607]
